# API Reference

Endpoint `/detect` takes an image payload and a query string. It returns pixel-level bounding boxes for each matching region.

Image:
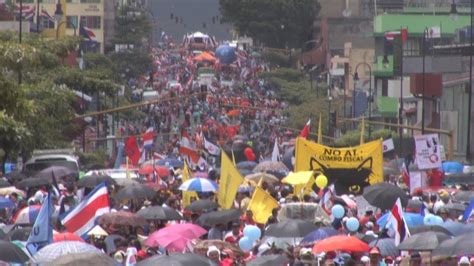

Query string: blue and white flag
[26,193,53,256]
[463,198,474,223]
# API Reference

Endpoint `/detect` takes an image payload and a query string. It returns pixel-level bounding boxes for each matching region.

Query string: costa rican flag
[41,8,55,22]
[79,25,96,40]
[142,127,155,151]
[388,197,410,246]
[153,152,165,161]
[319,184,334,215]
[179,128,200,163]
[60,183,110,238]
[15,4,36,21]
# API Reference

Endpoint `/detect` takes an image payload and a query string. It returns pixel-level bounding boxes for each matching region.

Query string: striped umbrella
[14,205,41,225]
[178,178,218,192]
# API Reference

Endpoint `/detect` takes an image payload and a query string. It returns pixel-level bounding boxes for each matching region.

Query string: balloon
[243,225,261,242]
[331,204,345,219]
[315,174,328,189]
[424,214,435,225]
[432,215,444,226]
[244,148,254,161]
[346,217,360,232]
[238,236,253,252]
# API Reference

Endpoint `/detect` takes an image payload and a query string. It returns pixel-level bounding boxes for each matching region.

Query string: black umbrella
[397,232,451,251]
[77,175,116,188]
[185,199,219,213]
[247,255,289,266]
[282,147,295,171]
[265,219,318,238]
[15,177,50,189]
[452,191,474,202]
[369,238,398,257]
[363,182,409,210]
[136,252,216,266]
[114,183,156,201]
[355,233,377,244]
[0,240,30,263]
[5,171,28,182]
[196,209,241,227]
[8,227,32,241]
[37,166,77,181]
[0,178,11,188]
[444,202,467,212]
[409,225,452,236]
[432,232,474,256]
[137,206,183,220]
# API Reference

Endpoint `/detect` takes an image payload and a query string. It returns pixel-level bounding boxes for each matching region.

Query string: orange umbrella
[193,52,216,62]
[227,109,240,117]
[53,232,84,243]
[312,235,369,254]
[139,165,171,177]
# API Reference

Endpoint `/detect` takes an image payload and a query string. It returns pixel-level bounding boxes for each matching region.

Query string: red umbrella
[53,232,84,243]
[312,235,369,254]
[138,165,170,177]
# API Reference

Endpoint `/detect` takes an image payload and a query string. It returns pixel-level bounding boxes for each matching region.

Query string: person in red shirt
[427,168,444,188]
[224,222,242,244]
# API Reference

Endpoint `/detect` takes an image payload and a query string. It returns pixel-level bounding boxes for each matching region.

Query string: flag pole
[317,113,322,144]
[360,116,365,144]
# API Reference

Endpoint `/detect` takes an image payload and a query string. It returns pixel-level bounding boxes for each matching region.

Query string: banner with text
[414,134,441,170]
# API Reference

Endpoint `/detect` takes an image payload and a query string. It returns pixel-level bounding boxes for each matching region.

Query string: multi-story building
[15,0,105,53]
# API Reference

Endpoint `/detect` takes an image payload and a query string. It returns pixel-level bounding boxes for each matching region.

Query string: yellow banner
[295,137,383,195]
[182,160,198,207]
[247,186,279,224]
[218,152,244,209]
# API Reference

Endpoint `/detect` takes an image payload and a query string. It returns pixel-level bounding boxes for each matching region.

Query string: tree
[219,0,320,49]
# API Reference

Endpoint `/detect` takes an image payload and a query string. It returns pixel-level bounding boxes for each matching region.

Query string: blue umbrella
[377,212,424,228]
[215,44,236,65]
[179,178,218,192]
[236,161,257,170]
[0,197,14,209]
[442,161,464,174]
[442,221,474,236]
[301,227,341,244]
[156,158,183,168]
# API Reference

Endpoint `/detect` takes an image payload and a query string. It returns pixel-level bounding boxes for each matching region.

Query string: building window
[80,16,100,29]
[66,0,80,3]
[81,0,100,3]
[40,0,56,3]
[66,16,78,29]
[16,0,34,3]
[41,17,54,29]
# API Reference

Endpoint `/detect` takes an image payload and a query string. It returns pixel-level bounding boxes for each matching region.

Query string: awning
[376,96,398,118]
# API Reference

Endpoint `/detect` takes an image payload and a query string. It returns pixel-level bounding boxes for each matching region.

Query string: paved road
[148,0,233,41]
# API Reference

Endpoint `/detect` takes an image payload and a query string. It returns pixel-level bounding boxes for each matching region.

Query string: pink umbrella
[146,223,207,251]
[145,233,192,251]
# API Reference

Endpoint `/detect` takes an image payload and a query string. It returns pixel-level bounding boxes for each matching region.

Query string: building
[14,0,105,53]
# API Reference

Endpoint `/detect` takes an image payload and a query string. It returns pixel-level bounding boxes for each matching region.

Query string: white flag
[272,139,280,162]
[382,138,395,153]
[204,137,220,156]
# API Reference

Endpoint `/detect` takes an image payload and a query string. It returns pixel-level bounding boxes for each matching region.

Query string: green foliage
[334,128,396,147]
[259,67,303,82]
[109,49,152,80]
[219,0,321,49]
[77,149,108,170]
[54,67,118,96]
[112,7,152,48]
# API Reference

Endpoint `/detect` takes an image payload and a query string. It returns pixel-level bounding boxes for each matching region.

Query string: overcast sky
[148,0,233,42]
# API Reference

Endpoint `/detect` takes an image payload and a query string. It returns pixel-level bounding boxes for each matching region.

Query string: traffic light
[330,111,337,127]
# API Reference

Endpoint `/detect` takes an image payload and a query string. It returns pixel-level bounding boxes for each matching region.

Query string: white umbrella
[32,241,101,264]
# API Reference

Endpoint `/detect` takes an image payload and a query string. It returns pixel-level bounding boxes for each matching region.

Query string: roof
[374,14,471,36]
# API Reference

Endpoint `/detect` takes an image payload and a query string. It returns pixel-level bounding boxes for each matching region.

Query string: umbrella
[277,203,331,225]
[432,232,474,256]
[369,238,398,257]
[104,234,124,254]
[53,232,84,243]
[157,158,183,168]
[185,199,218,213]
[312,235,370,253]
[151,223,207,240]
[0,178,11,188]
[398,232,451,251]
[383,166,399,176]
[98,211,147,227]
[193,240,243,257]
[139,165,170,177]
[179,178,218,192]
[236,161,257,170]
[46,252,116,266]
[442,221,474,236]
[254,161,289,173]
[354,195,377,217]
[37,166,77,180]
[32,241,101,264]
[0,197,14,209]
[363,182,409,210]
[266,219,318,238]
[0,186,25,197]
[137,253,215,266]
[15,177,50,189]
[77,175,116,188]
[114,178,139,187]
[282,147,295,171]
[245,172,279,184]
[452,191,474,202]
[247,255,289,266]
[7,227,31,241]
[137,205,183,220]
[86,225,108,237]
[5,171,28,182]
[14,205,41,224]
[444,202,467,212]
[114,183,156,201]
[145,233,192,251]
[196,209,241,227]
[409,225,452,236]
[377,212,424,228]
[301,227,342,245]
[0,240,30,263]
[282,171,313,185]
[355,233,377,244]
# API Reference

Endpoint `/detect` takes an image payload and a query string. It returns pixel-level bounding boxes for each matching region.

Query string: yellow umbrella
[282,171,314,185]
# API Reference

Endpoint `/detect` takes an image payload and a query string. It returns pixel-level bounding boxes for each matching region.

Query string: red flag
[179,129,200,163]
[300,119,311,139]
[124,136,141,165]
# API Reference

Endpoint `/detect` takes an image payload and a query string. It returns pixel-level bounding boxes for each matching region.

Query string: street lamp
[421,27,428,135]
[56,21,77,39]
[451,1,472,161]
[354,62,373,138]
